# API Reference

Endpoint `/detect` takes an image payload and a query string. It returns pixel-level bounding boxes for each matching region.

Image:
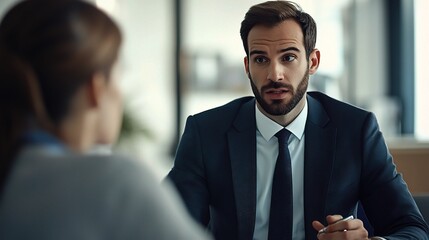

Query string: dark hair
[240,0,317,58]
[0,0,121,189]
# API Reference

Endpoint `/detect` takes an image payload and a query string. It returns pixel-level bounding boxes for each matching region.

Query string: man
[167,1,429,239]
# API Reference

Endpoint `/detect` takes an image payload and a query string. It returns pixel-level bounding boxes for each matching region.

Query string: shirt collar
[255,99,308,142]
[21,128,68,154]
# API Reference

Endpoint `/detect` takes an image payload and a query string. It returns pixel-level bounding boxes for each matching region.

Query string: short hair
[240,1,317,58]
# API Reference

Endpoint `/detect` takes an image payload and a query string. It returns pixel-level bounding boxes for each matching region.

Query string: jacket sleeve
[359,113,429,239]
[167,115,211,227]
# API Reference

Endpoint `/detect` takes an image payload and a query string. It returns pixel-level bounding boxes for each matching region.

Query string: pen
[318,215,354,235]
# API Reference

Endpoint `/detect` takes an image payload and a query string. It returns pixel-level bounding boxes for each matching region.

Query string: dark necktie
[268,128,293,240]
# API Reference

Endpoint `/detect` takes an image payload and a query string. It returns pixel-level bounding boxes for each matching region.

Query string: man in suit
[167,1,429,239]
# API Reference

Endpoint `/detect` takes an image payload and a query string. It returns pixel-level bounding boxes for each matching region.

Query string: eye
[254,56,268,64]
[282,55,296,62]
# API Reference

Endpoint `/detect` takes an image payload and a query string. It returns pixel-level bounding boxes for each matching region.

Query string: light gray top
[0,145,212,240]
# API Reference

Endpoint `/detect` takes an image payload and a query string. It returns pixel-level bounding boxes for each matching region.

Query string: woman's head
[0,0,123,152]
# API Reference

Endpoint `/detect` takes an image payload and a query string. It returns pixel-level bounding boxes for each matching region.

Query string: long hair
[0,0,122,192]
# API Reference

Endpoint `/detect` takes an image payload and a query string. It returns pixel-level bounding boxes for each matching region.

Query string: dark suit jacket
[168,91,429,240]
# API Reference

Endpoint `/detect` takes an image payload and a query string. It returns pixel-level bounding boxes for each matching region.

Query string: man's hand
[312,215,369,240]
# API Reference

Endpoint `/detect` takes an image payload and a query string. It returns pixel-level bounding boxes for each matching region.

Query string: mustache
[261,81,293,92]
[247,73,293,92]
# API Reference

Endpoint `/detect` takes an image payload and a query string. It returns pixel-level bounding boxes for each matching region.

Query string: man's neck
[257,93,307,127]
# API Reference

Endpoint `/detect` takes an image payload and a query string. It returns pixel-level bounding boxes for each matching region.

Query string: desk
[388,137,429,194]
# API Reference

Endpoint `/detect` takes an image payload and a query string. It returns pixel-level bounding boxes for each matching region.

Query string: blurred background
[1,0,428,179]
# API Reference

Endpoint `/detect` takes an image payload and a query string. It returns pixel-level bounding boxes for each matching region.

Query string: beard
[249,68,309,116]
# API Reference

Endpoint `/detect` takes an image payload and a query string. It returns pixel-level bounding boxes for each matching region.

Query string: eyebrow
[249,47,301,56]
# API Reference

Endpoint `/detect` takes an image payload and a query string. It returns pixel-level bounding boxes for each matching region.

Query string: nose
[267,61,284,82]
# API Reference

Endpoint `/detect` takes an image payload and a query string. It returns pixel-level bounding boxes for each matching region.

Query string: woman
[0,1,211,239]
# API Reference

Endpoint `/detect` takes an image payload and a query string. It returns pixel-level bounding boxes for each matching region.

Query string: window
[414,0,429,139]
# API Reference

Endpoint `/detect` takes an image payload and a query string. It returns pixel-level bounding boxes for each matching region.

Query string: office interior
[1,0,428,194]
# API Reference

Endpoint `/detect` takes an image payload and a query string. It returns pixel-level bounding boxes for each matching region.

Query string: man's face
[244,20,315,117]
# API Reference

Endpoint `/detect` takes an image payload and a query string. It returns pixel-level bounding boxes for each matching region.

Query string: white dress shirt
[253,100,307,240]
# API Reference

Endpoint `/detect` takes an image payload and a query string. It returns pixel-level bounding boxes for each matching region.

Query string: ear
[86,72,107,108]
[308,49,320,75]
[244,56,250,77]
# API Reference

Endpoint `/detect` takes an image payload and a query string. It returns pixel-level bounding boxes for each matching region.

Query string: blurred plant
[117,105,153,144]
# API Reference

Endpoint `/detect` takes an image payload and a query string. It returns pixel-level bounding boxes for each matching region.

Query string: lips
[266,88,290,100]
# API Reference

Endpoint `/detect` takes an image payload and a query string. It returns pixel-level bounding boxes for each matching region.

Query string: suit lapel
[304,94,337,239]
[227,99,257,240]
[226,95,337,239]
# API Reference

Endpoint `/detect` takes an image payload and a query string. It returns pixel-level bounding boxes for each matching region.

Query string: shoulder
[187,96,254,126]
[72,153,161,189]
[86,154,212,239]
[308,91,368,114]
[193,96,254,118]
[307,91,372,125]
[14,148,158,195]
[5,150,211,239]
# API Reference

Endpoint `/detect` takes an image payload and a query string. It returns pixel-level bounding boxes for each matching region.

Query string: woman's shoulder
[3,147,212,240]
[14,145,160,194]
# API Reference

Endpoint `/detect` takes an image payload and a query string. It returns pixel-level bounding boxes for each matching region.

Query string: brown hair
[240,0,317,58]
[0,0,121,189]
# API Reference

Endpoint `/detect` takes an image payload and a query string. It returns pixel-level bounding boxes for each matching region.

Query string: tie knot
[275,128,291,145]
